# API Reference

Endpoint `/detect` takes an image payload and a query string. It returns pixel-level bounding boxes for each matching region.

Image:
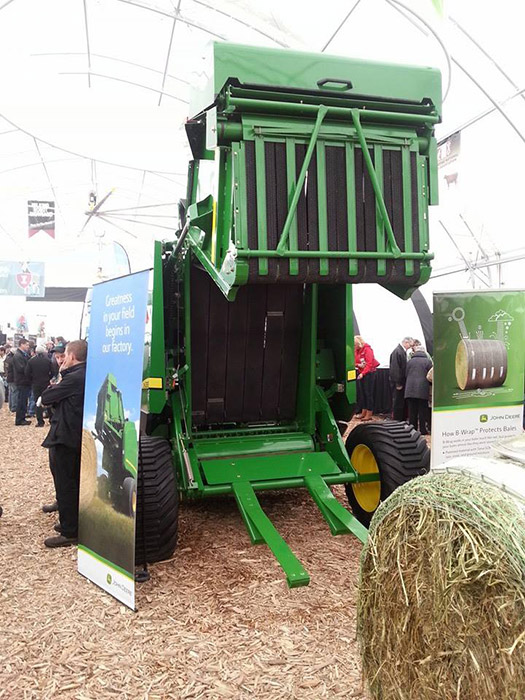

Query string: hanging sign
[28,200,55,238]
[432,289,525,467]
[0,261,45,297]
[78,270,150,610]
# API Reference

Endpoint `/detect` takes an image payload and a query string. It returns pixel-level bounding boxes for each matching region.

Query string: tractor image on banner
[78,270,150,609]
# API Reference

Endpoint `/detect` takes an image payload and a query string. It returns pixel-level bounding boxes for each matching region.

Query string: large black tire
[135,436,179,564]
[345,420,429,527]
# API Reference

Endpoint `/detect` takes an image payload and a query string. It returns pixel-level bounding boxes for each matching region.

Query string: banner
[432,290,525,467]
[78,270,150,609]
[0,261,45,297]
[28,200,55,238]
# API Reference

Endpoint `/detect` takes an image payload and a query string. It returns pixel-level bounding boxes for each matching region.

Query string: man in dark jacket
[12,338,32,426]
[4,346,16,412]
[389,337,413,421]
[41,339,87,548]
[404,345,433,435]
[26,346,53,427]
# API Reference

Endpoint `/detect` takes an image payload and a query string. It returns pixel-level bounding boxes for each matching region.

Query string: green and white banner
[78,270,150,609]
[432,290,525,467]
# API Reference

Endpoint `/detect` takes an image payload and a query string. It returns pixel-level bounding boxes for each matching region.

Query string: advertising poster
[0,261,45,297]
[78,270,149,609]
[432,290,525,467]
[28,200,55,238]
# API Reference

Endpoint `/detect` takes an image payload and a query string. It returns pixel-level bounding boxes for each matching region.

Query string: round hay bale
[358,468,525,700]
[79,429,98,511]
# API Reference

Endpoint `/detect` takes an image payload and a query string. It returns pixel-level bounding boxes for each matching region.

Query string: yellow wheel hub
[132,489,137,514]
[351,444,381,512]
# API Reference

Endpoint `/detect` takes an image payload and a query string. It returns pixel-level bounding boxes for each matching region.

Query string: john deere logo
[480,414,488,423]
[106,573,112,585]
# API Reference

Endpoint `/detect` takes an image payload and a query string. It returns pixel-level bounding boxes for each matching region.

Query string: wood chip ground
[0,405,371,699]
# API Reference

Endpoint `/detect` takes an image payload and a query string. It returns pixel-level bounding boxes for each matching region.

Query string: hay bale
[79,429,98,510]
[358,466,525,700]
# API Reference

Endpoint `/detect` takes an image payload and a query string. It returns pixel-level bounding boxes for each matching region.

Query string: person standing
[4,345,17,413]
[354,335,380,421]
[389,337,413,421]
[25,345,53,427]
[405,344,433,436]
[41,340,87,547]
[12,338,32,426]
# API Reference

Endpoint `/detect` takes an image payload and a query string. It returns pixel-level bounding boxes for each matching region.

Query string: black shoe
[44,534,78,548]
[35,423,45,427]
[42,501,58,513]
[54,523,62,533]
[15,420,31,426]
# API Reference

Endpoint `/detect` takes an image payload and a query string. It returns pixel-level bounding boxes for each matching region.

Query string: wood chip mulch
[0,405,369,700]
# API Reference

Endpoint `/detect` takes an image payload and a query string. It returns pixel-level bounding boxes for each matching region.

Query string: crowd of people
[354,335,433,435]
[0,337,87,548]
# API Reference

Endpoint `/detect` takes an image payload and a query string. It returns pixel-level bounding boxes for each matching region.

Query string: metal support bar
[350,109,401,258]
[237,249,433,260]
[276,105,328,254]
[304,474,368,543]
[232,481,310,588]
[200,471,380,497]
[227,96,440,126]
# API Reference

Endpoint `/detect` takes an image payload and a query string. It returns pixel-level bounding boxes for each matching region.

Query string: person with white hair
[389,336,413,421]
[25,345,53,427]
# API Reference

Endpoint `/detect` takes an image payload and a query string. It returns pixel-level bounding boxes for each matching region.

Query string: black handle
[317,78,353,91]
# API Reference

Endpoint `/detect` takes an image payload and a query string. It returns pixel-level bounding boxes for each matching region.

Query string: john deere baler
[137,43,440,586]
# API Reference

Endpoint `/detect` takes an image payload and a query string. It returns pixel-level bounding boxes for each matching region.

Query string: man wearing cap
[26,346,53,427]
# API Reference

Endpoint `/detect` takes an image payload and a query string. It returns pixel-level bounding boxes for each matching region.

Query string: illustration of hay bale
[455,338,507,390]
[79,429,98,511]
[358,468,525,700]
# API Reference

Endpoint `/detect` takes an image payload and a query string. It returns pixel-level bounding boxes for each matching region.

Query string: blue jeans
[15,385,30,424]
[27,390,36,417]
[8,383,18,412]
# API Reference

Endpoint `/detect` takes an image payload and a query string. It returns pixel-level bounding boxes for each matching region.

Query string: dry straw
[358,472,525,700]
[79,428,98,510]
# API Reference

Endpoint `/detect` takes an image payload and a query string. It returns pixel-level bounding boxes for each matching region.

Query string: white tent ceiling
[0,0,524,336]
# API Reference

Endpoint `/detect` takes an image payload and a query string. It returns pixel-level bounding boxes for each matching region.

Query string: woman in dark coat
[404,345,433,435]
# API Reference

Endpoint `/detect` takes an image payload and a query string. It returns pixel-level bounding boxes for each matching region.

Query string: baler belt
[190,267,302,426]
[241,137,424,286]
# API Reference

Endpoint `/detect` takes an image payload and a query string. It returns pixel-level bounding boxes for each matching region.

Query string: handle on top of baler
[317,77,353,91]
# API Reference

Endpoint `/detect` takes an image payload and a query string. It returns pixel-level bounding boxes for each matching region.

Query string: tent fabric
[0,0,523,338]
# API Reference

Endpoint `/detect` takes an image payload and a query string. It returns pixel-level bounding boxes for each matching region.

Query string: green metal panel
[146,241,167,414]
[194,433,314,460]
[190,42,442,118]
[201,451,339,486]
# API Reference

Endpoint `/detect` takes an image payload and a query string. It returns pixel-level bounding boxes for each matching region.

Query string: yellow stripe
[347,370,357,381]
[142,377,163,390]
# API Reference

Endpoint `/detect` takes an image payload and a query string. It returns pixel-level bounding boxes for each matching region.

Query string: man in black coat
[41,340,87,548]
[405,345,433,435]
[4,345,16,412]
[26,346,53,427]
[12,338,32,426]
[389,337,413,421]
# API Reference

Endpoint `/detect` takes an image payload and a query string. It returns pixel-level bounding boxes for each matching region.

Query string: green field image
[78,494,134,573]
